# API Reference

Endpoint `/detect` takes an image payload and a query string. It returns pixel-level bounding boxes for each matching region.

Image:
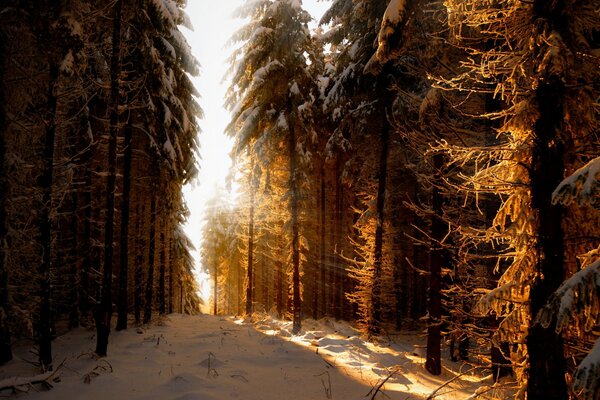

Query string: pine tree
[227,0,320,332]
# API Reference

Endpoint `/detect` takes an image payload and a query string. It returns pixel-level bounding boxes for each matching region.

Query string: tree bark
[143,194,157,324]
[425,153,444,376]
[96,0,122,357]
[0,40,13,365]
[213,241,218,315]
[116,120,133,330]
[526,79,568,400]
[368,105,390,336]
[319,163,326,319]
[168,239,174,314]
[246,156,255,316]
[289,119,301,335]
[158,226,166,315]
[134,203,144,325]
[37,0,62,368]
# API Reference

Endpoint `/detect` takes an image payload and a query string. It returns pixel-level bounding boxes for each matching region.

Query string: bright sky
[181,0,331,305]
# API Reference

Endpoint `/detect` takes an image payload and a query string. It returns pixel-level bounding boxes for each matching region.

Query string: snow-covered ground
[0,314,510,399]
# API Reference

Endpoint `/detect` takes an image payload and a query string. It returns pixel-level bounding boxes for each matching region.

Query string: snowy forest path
[0,314,493,399]
[0,314,373,400]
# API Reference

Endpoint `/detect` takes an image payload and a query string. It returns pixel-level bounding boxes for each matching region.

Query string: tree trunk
[246,157,255,316]
[168,239,174,314]
[79,119,93,325]
[37,0,62,368]
[526,78,567,400]
[158,226,166,315]
[134,203,144,325]
[319,163,326,319]
[0,45,13,365]
[289,121,301,335]
[96,0,122,357]
[116,120,133,330]
[213,242,218,315]
[368,106,390,336]
[143,194,157,324]
[425,153,444,376]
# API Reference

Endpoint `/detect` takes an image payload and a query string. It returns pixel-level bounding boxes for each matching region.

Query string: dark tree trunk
[526,79,568,400]
[116,120,133,330]
[143,194,157,324]
[246,157,255,316]
[37,0,62,368]
[168,239,174,314]
[368,106,390,336]
[0,44,13,365]
[68,173,80,329]
[312,164,325,320]
[96,0,122,357]
[79,122,93,325]
[158,227,166,315]
[134,203,144,325]
[425,153,444,376]
[289,121,301,335]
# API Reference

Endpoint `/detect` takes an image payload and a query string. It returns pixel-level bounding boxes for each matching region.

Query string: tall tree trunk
[134,203,144,325]
[526,77,567,400]
[158,225,166,315]
[116,120,133,330]
[213,242,218,315]
[425,153,444,376]
[143,194,157,324]
[96,0,122,357]
[0,46,13,365]
[289,122,301,335]
[79,119,93,325]
[319,163,326,319]
[368,105,390,336]
[168,239,174,314]
[246,157,255,316]
[37,0,62,368]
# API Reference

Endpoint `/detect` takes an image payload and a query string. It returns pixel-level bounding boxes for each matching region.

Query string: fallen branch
[426,366,478,400]
[315,371,332,399]
[366,367,401,400]
[0,360,64,393]
[83,359,113,384]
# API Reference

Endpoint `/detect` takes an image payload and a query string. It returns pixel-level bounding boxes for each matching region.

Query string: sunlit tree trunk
[246,156,255,316]
[289,121,301,335]
[319,163,326,319]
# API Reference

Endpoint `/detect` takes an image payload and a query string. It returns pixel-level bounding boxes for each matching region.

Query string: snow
[59,50,75,75]
[573,337,600,400]
[0,314,501,399]
[552,156,600,206]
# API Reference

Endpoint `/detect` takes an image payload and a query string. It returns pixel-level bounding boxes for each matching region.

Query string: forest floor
[0,313,514,399]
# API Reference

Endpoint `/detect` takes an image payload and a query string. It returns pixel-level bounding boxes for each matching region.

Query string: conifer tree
[227,0,320,333]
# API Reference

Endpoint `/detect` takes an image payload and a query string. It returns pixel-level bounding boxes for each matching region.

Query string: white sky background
[181,0,331,306]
